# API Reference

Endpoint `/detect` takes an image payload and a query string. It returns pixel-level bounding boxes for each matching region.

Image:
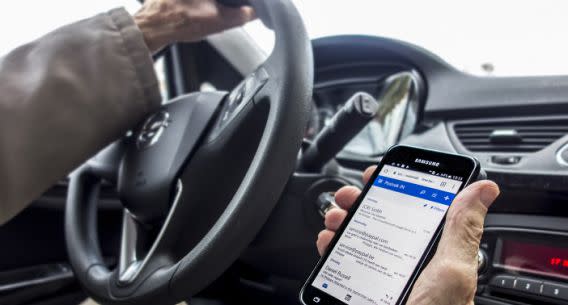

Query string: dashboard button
[543,282,568,300]
[514,277,542,294]
[490,275,516,289]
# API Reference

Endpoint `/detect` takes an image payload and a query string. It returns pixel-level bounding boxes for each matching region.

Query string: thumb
[219,6,256,28]
[435,180,500,263]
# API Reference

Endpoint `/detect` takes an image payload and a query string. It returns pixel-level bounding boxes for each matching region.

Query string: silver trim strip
[118,180,183,284]
[556,143,568,167]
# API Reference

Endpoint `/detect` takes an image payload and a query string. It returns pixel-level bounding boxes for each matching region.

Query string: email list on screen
[312,165,463,305]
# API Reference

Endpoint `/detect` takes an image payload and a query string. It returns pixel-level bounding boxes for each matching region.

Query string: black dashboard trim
[313,35,568,121]
[485,214,568,233]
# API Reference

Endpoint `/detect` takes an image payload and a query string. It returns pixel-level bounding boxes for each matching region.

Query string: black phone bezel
[300,145,481,305]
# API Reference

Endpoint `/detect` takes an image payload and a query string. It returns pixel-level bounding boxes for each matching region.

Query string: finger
[334,186,361,210]
[325,208,348,231]
[435,180,500,263]
[218,5,256,28]
[317,230,335,256]
[362,165,377,185]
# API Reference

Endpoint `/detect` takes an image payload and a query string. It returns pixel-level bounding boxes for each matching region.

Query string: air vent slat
[455,132,567,138]
[518,132,567,137]
[455,132,491,139]
[453,118,568,153]
[465,144,546,152]
[454,126,568,132]
[460,138,556,144]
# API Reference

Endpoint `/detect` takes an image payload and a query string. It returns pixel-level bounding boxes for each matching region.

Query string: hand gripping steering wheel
[65,1,313,304]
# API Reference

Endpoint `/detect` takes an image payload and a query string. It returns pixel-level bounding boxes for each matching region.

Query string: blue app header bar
[374,176,457,206]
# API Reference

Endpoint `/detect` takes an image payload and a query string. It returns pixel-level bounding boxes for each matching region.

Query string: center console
[477,216,568,305]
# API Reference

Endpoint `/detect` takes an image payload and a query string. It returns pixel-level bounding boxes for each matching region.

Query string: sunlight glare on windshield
[245,0,568,77]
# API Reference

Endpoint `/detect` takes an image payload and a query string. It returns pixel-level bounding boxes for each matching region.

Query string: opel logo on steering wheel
[136,111,170,150]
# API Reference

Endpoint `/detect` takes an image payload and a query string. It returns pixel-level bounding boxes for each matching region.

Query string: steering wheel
[64,1,313,304]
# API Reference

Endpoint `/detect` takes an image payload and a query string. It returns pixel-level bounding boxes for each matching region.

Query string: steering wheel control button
[228,68,269,107]
[313,297,321,303]
[543,282,568,300]
[246,68,269,102]
[514,277,542,294]
[215,68,270,135]
[557,143,568,166]
[490,275,516,289]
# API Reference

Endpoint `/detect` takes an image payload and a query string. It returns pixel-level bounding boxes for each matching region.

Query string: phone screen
[301,146,478,305]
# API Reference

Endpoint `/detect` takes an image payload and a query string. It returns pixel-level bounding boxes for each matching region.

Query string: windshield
[3,1,566,78]
[245,0,568,77]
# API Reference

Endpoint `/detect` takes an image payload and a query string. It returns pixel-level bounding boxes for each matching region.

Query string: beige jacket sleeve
[0,8,162,224]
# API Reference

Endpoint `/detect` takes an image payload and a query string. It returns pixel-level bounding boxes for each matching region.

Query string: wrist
[133,10,174,54]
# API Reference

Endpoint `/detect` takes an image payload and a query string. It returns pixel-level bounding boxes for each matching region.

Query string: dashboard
[290,35,568,305]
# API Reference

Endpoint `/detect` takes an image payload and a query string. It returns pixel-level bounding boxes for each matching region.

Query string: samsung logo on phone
[415,158,440,167]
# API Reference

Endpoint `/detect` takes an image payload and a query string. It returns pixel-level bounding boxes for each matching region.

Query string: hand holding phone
[301,145,500,305]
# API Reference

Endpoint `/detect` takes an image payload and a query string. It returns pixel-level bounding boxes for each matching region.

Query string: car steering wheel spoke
[117,180,183,285]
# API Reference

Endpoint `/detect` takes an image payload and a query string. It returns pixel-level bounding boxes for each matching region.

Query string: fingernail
[480,184,499,208]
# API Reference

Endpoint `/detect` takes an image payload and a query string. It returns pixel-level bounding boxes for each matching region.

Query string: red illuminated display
[501,239,568,280]
[549,257,568,268]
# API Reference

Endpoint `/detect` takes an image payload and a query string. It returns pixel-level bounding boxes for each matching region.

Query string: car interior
[1,1,568,305]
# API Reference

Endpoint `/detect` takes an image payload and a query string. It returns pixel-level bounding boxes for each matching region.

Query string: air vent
[453,118,568,153]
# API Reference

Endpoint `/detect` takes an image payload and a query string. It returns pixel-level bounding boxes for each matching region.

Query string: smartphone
[300,145,481,305]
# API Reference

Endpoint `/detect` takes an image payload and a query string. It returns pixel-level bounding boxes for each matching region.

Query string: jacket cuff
[108,7,162,113]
